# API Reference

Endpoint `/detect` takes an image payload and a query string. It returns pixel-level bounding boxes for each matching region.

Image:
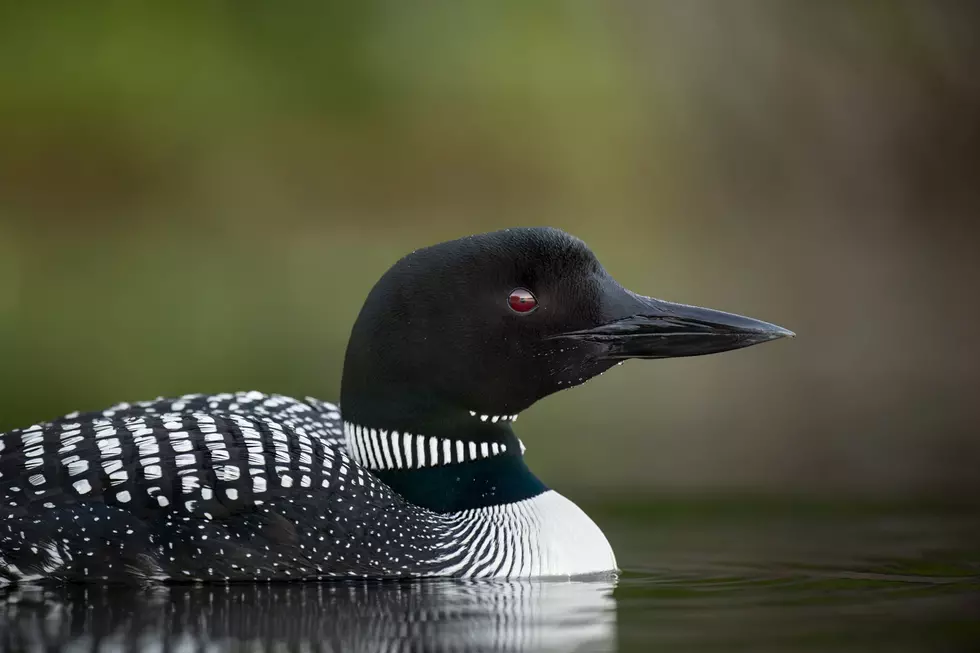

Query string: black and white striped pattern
[343,422,509,470]
[0,579,617,653]
[432,491,617,578]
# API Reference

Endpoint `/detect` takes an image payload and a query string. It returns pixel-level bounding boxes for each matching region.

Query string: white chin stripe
[469,411,519,423]
[343,422,510,470]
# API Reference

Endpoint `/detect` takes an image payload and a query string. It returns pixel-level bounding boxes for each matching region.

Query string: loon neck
[374,454,546,513]
[342,419,545,513]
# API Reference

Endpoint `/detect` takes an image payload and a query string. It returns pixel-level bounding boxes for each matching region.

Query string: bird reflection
[0,578,616,652]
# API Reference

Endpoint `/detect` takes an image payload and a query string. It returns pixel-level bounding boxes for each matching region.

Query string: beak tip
[770,325,796,339]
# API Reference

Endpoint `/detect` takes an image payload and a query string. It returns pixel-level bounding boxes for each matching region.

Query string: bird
[0,227,793,584]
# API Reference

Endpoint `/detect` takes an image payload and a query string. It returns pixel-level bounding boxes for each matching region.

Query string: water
[2,503,977,652]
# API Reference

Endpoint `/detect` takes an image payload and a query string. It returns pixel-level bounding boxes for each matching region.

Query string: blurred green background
[1,1,978,501]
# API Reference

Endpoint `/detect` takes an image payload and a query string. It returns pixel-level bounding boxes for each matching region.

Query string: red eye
[508,288,538,313]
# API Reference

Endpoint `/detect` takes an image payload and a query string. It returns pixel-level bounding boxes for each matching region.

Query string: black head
[340,227,793,435]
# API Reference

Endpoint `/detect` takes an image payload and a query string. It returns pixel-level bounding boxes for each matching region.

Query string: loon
[0,227,792,583]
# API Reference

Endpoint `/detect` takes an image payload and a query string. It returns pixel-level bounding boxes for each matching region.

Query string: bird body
[0,392,613,582]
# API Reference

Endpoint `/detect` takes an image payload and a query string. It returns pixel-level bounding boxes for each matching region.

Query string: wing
[44,391,349,451]
[0,393,453,584]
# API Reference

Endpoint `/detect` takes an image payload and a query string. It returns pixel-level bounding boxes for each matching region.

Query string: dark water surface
[2,503,978,652]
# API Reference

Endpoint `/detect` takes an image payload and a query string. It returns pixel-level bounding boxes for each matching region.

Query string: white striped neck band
[342,422,522,471]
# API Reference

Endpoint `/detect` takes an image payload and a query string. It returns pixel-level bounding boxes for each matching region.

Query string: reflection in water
[0,579,617,653]
[4,509,977,652]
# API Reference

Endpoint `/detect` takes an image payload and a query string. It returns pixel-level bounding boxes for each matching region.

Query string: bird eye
[508,288,538,313]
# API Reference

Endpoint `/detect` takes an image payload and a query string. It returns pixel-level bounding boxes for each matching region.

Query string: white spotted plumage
[0,390,615,584]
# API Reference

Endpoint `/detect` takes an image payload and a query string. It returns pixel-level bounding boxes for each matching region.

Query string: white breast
[516,491,618,577]
[436,490,618,578]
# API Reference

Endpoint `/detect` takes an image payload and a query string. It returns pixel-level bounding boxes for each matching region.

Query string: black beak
[552,292,794,360]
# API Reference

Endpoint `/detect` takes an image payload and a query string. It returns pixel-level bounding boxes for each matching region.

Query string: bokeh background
[2,1,978,503]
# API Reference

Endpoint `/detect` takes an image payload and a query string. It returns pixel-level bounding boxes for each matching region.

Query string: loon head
[340,227,793,509]
[342,227,792,425]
